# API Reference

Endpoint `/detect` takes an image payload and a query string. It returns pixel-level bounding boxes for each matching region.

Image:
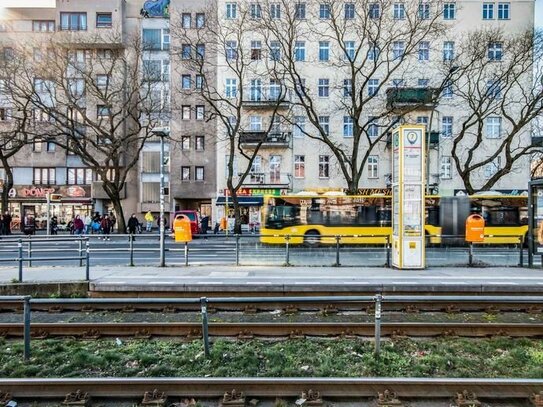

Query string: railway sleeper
[221,390,245,407]
[134,329,152,339]
[186,329,202,340]
[319,305,339,315]
[532,391,543,407]
[237,330,254,340]
[297,390,322,407]
[170,398,197,407]
[62,390,90,406]
[289,330,305,339]
[0,390,13,407]
[243,305,258,315]
[377,390,403,406]
[81,329,101,340]
[454,390,481,407]
[141,389,167,407]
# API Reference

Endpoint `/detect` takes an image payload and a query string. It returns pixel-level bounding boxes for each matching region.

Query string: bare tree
[2,32,167,232]
[263,0,448,194]
[171,4,291,233]
[447,28,543,193]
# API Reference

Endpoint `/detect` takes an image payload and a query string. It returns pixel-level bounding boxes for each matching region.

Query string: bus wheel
[304,230,321,246]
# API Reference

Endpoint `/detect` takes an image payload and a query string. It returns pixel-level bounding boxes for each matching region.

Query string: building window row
[143,28,170,51]
[181,12,206,29]
[181,135,206,151]
[181,105,206,121]
[181,73,205,90]
[181,166,205,181]
[482,2,510,19]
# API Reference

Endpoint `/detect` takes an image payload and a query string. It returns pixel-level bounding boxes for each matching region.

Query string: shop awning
[216,196,264,206]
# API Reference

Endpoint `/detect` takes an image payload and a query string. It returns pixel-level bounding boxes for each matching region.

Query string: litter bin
[173,215,192,242]
[465,214,485,243]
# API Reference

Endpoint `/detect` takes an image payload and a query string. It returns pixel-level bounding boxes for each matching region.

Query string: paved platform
[1,264,543,294]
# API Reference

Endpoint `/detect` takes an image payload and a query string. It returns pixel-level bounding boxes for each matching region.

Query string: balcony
[386,88,439,110]
[240,172,291,188]
[239,130,290,148]
[241,86,291,109]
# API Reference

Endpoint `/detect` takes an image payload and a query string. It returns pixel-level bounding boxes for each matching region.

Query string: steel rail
[0,377,542,398]
[1,322,542,338]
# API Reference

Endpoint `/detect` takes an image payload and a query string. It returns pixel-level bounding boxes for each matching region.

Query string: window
[484,157,501,178]
[46,140,56,152]
[418,78,429,87]
[195,166,205,181]
[269,155,282,183]
[393,3,406,19]
[498,3,509,19]
[143,28,169,51]
[418,41,430,61]
[250,3,262,18]
[163,29,170,50]
[269,79,282,100]
[182,74,191,89]
[251,40,262,60]
[443,3,455,19]
[142,183,160,203]
[368,156,378,178]
[225,78,237,98]
[368,78,379,96]
[441,116,453,137]
[0,108,11,121]
[486,116,502,138]
[67,168,93,185]
[182,105,191,120]
[271,3,281,18]
[96,13,112,28]
[196,44,205,59]
[368,42,380,61]
[320,3,331,19]
[488,42,503,61]
[343,116,354,137]
[60,12,87,31]
[250,115,262,131]
[181,135,191,150]
[486,79,501,99]
[196,105,205,120]
[345,3,355,18]
[181,166,191,181]
[250,79,262,101]
[392,41,405,59]
[319,41,330,61]
[182,13,192,28]
[96,74,109,88]
[226,40,238,60]
[443,41,455,61]
[392,78,405,87]
[97,49,112,59]
[442,81,453,98]
[33,168,56,185]
[293,116,306,138]
[250,156,262,177]
[343,79,352,97]
[318,79,329,97]
[368,117,379,138]
[33,20,55,32]
[295,3,306,19]
[369,3,380,18]
[181,44,191,59]
[142,60,162,81]
[270,41,281,61]
[97,105,111,118]
[344,41,355,60]
[226,2,237,19]
[195,136,205,151]
[195,75,204,89]
[196,13,205,27]
[33,139,43,152]
[417,116,429,126]
[295,41,305,61]
[294,155,305,178]
[482,3,494,19]
[319,155,330,178]
[318,116,330,135]
[440,156,452,179]
[418,3,430,19]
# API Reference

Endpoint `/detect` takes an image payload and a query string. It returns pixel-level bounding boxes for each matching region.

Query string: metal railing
[4,293,543,362]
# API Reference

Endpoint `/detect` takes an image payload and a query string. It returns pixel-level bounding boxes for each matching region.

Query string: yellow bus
[260,193,528,245]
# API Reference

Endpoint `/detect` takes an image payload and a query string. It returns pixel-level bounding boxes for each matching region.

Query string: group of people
[62,212,116,240]
[0,211,12,235]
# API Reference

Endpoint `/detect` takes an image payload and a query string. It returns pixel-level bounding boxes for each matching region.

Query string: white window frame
[486,116,502,138]
[367,155,379,178]
[343,116,354,137]
[226,3,237,19]
[393,3,406,19]
[440,156,452,179]
[319,155,330,178]
[294,155,305,178]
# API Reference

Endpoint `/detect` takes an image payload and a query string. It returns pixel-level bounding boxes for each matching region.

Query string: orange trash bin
[465,214,485,243]
[173,215,193,242]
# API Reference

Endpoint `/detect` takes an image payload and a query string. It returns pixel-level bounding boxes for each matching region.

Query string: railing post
[184,242,189,266]
[374,293,382,357]
[386,236,391,268]
[78,238,83,267]
[129,234,134,267]
[23,295,31,361]
[519,236,524,267]
[85,242,90,281]
[285,235,290,266]
[468,242,473,266]
[200,297,210,358]
[235,234,240,266]
[334,235,341,267]
[18,239,23,283]
[27,239,32,267]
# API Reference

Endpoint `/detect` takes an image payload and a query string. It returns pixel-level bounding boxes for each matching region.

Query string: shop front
[7,185,93,231]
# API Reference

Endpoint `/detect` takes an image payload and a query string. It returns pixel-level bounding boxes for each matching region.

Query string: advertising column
[391,125,426,269]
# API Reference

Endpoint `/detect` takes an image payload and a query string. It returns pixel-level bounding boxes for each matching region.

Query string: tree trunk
[0,160,13,214]
[231,188,242,234]
[111,196,126,234]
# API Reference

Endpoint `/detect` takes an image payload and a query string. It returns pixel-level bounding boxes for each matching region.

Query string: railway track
[1,321,543,338]
[0,377,542,401]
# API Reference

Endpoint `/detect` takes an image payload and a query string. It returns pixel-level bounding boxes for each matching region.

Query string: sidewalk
[1,264,543,294]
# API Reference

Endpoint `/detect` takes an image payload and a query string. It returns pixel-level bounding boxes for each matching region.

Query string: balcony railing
[241,86,291,108]
[386,87,439,110]
[240,172,291,187]
[239,130,291,147]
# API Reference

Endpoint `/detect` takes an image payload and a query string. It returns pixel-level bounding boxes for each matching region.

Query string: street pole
[159,133,165,267]
[46,193,51,236]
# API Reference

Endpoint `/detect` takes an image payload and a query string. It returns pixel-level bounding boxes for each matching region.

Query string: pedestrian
[127,213,139,240]
[200,215,209,236]
[67,219,74,235]
[0,214,4,235]
[144,211,154,232]
[3,211,12,235]
[50,216,58,235]
[101,215,112,241]
[73,215,84,235]
[84,214,92,234]
[109,212,116,233]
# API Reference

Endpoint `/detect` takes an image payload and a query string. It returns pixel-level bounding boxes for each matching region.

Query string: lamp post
[152,127,170,267]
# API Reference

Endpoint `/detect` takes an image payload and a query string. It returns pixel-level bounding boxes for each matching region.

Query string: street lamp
[151,127,170,267]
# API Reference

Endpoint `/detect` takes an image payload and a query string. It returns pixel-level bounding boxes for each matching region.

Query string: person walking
[3,211,12,235]
[200,215,209,237]
[109,212,116,233]
[101,215,112,241]
[50,216,58,235]
[84,214,92,234]
[127,213,139,241]
[73,215,84,235]
[144,211,154,232]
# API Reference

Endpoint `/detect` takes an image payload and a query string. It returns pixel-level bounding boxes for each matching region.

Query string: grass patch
[1,337,543,378]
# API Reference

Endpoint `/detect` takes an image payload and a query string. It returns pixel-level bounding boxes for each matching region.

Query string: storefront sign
[9,185,90,199]
[454,189,528,196]
[349,188,392,196]
[238,188,285,196]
